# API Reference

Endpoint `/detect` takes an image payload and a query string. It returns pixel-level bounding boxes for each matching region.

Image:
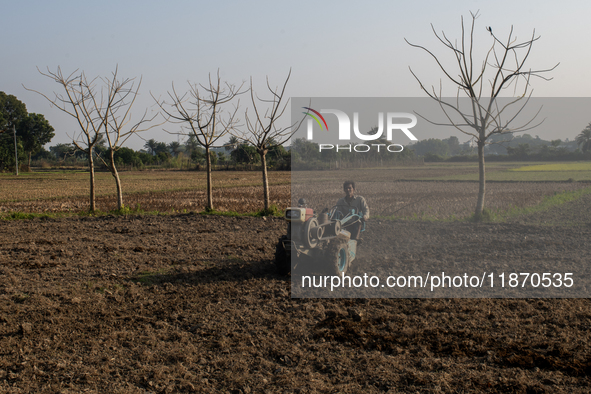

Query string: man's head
[343,181,356,199]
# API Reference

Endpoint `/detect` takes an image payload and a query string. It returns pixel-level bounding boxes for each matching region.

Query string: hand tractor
[275,200,364,276]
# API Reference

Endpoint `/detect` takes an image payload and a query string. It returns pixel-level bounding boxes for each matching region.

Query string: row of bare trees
[27,11,558,220]
[153,69,299,212]
[26,67,157,212]
[27,68,299,213]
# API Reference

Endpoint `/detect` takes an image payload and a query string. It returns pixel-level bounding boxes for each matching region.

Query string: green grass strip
[475,185,591,223]
[510,162,591,172]
[2,212,65,220]
[0,202,284,221]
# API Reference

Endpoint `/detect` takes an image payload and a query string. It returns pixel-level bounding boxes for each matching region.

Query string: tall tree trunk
[260,150,269,211]
[475,139,486,218]
[110,149,124,210]
[205,145,213,211]
[88,147,96,212]
[28,151,32,168]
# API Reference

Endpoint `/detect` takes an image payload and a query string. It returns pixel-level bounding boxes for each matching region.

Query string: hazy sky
[2,0,590,150]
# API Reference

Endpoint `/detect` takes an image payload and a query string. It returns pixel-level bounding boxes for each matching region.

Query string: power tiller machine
[275,200,364,276]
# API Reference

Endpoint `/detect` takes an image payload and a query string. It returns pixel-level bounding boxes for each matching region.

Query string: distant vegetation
[3,89,590,175]
[26,131,591,173]
[0,92,55,172]
[30,135,291,172]
[288,132,591,170]
[408,133,590,162]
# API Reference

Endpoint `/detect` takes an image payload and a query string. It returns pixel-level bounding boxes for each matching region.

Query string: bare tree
[406,11,558,219]
[27,66,157,212]
[26,67,105,212]
[234,70,303,211]
[96,68,160,210]
[153,71,244,211]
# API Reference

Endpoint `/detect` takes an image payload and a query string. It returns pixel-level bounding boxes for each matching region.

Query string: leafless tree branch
[406,12,558,218]
[231,69,305,210]
[25,66,160,211]
[152,70,246,210]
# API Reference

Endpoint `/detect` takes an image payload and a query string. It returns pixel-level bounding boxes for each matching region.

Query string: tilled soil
[1,196,591,393]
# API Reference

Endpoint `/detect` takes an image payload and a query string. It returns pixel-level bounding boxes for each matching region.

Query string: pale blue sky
[2,0,590,149]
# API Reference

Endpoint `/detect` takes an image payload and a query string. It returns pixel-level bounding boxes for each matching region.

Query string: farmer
[335,180,369,241]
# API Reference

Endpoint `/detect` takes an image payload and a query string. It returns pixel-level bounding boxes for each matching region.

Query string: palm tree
[168,141,183,157]
[184,135,199,156]
[576,123,591,153]
[144,138,158,156]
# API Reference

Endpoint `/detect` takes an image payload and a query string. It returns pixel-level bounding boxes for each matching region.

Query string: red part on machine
[305,208,314,221]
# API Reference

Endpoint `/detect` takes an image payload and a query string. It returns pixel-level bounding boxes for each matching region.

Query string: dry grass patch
[0,170,290,203]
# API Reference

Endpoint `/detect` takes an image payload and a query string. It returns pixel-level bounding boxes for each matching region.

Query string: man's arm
[358,196,369,221]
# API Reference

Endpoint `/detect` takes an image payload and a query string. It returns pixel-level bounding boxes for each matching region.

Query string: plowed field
[2,192,591,392]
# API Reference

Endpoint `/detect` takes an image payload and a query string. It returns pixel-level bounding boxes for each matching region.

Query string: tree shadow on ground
[127,257,289,287]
